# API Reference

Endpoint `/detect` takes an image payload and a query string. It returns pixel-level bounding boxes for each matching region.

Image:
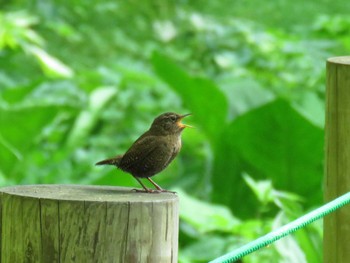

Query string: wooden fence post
[0,185,179,263]
[324,56,350,262]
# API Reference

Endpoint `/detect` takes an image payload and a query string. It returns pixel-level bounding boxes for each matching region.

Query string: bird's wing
[119,135,175,177]
[119,134,158,168]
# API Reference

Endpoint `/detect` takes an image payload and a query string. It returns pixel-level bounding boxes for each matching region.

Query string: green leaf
[179,235,238,262]
[212,99,324,217]
[1,82,39,104]
[0,105,60,178]
[175,188,240,234]
[293,218,322,262]
[65,86,117,149]
[243,173,303,214]
[292,91,325,128]
[243,173,274,206]
[219,77,275,119]
[274,233,307,262]
[152,52,228,141]
[27,46,74,78]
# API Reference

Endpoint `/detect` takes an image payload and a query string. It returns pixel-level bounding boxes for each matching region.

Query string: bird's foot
[131,188,160,193]
[131,188,176,194]
[158,189,177,194]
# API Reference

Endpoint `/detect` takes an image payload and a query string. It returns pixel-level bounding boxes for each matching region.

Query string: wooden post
[0,185,179,263]
[324,56,350,262]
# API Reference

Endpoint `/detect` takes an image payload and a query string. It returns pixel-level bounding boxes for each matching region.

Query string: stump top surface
[0,184,178,203]
[327,56,350,65]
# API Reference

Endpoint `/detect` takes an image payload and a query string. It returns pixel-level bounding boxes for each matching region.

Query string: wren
[96,112,192,193]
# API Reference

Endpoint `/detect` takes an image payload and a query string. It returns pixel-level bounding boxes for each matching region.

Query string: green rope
[210,192,350,263]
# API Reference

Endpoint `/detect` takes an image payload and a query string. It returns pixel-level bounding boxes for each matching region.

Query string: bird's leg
[133,177,157,193]
[146,177,163,190]
[147,178,176,194]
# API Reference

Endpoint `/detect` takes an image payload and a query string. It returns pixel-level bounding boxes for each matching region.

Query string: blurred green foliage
[1,1,349,262]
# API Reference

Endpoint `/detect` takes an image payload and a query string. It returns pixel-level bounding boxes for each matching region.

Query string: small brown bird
[96,112,192,193]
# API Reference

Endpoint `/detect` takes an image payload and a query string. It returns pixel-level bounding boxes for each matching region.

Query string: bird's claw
[131,188,176,194]
[158,189,177,194]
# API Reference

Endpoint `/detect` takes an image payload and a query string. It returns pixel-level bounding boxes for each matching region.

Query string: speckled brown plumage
[96,112,191,193]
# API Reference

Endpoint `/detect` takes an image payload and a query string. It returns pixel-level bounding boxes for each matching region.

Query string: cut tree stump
[0,184,179,263]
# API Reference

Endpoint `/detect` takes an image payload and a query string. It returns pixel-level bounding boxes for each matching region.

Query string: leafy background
[1,1,350,262]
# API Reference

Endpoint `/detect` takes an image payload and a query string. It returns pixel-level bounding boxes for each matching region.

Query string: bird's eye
[170,115,177,122]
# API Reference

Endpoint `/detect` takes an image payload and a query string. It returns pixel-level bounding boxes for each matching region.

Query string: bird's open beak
[178,113,194,128]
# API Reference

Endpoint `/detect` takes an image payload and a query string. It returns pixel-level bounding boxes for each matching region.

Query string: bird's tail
[95,155,123,166]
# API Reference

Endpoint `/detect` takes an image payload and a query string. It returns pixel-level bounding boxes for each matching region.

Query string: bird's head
[150,112,192,135]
